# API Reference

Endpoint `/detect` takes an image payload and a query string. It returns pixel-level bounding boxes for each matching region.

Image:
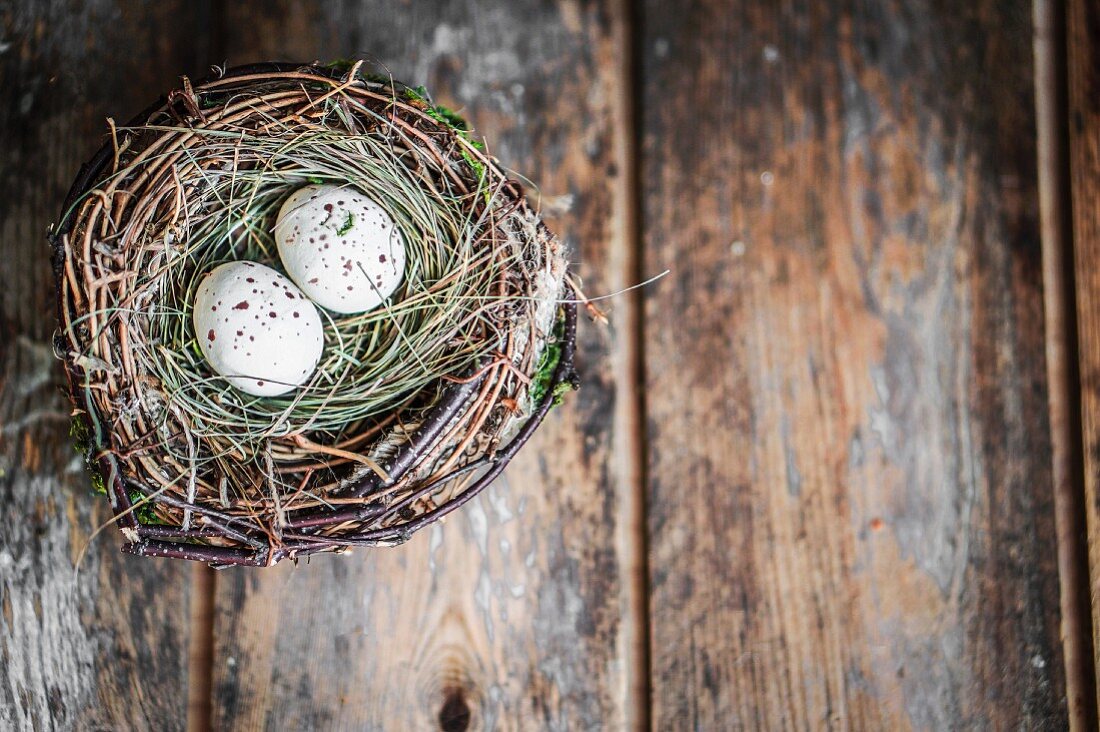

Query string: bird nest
[50,62,578,567]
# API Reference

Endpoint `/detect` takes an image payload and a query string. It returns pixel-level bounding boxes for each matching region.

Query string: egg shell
[275,184,406,314]
[193,261,324,397]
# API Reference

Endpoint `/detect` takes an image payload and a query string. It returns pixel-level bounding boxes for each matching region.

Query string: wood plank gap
[188,12,222,731]
[1033,1,1098,727]
[187,565,216,732]
[618,0,653,728]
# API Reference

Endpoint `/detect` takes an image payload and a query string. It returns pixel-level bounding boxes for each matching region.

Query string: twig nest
[193,262,323,397]
[275,184,406,314]
[51,62,578,567]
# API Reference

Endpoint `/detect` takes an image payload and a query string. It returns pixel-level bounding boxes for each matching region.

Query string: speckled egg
[274,184,406,314]
[192,261,324,397]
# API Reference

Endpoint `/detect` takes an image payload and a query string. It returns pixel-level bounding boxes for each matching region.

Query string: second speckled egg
[274,184,407,314]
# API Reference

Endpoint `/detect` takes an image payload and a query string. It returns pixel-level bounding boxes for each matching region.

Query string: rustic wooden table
[2,1,1098,729]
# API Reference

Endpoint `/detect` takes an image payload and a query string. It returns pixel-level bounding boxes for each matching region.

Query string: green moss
[71,415,108,496]
[529,314,574,409]
[529,341,560,407]
[461,147,487,182]
[73,408,159,514]
[337,211,355,235]
[404,86,486,149]
[69,415,90,451]
[323,58,358,73]
[415,96,488,187]
[90,470,107,496]
[404,85,429,103]
[551,378,575,407]
[430,103,470,132]
[128,490,163,525]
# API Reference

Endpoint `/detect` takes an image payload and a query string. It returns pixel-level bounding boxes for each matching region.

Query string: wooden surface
[207,2,641,730]
[1036,0,1095,724]
[0,2,207,729]
[639,1,1068,728]
[0,1,1095,730]
[1068,0,1100,721]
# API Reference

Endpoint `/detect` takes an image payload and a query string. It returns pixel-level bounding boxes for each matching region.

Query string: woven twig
[50,62,577,567]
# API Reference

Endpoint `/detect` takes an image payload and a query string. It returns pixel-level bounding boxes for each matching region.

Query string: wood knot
[438,687,472,732]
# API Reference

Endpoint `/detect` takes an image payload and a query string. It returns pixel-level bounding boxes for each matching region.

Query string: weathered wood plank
[1034,0,1096,726]
[1067,0,1100,720]
[210,2,641,729]
[639,1,1067,728]
[0,2,205,729]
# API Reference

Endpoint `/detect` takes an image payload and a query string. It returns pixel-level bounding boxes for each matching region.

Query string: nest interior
[52,62,578,566]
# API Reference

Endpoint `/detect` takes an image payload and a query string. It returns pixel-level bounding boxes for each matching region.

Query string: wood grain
[1034,0,1096,726]
[1067,0,1100,720]
[639,1,1067,728]
[208,1,642,729]
[0,2,208,730]
[4,2,1090,729]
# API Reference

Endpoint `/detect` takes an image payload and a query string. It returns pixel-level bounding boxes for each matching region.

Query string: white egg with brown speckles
[274,184,406,314]
[192,261,324,397]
